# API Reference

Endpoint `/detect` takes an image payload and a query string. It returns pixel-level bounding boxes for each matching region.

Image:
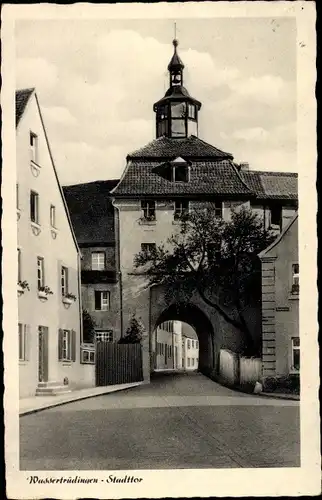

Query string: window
[37,257,45,289]
[30,191,39,224]
[18,323,28,361]
[191,340,194,348]
[141,243,156,256]
[187,340,191,349]
[187,357,191,367]
[171,119,186,138]
[94,290,110,311]
[174,200,189,220]
[270,206,282,227]
[16,184,19,210]
[214,202,223,219]
[171,102,186,118]
[188,104,196,119]
[141,200,156,221]
[291,264,299,294]
[61,266,68,296]
[81,349,95,364]
[173,165,189,182]
[92,252,105,271]
[96,330,113,343]
[17,248,22,282]
[30,132,38,163]
[58,329,76,362]
[169,345,172,357]
[50,205,56,228]
[192,358,195,366]
[196,341,199,349]
[292,337,300,371]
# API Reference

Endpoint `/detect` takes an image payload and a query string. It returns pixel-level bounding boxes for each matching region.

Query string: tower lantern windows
[171,70,182,86]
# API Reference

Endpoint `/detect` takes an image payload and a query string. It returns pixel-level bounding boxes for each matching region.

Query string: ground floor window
[292,337,300,371]
[82,349,95,364]
[187,357,191,367]
[18,323,28,361]
[58,329,76,362]
[96,330,113,343]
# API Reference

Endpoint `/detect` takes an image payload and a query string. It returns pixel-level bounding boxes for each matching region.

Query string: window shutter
[71,329,76,362]
[58,328,63,361]
[94,291,101,310]
[24,324,30,361]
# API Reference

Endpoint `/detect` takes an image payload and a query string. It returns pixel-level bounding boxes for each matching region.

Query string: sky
[15,17,297,185]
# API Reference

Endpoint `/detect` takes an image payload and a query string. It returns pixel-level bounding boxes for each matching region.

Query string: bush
[118,315,145,344]
[263,374,300,394]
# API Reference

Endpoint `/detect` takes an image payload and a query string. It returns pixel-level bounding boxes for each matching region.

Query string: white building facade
[16,88,95,398]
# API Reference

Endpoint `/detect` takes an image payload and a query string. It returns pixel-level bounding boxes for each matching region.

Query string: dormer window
[141,200,156,221]
[188,104,196,119]
[171,157,190,183]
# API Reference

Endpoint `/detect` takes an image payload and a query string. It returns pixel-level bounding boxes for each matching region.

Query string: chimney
[239,162,249,171]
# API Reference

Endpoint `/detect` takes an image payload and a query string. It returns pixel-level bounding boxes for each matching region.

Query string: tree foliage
[134,206,275,354]
[118,315,145,344]
[82,309,96,344]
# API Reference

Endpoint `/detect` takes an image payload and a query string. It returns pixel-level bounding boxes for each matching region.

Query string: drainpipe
[113,200,123,339]
[77,251,83,344]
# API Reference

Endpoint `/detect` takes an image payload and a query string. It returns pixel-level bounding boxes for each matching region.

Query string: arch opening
[151,302,214,377]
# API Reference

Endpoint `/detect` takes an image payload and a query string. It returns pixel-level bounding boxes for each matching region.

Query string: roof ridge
[245,170,298,177]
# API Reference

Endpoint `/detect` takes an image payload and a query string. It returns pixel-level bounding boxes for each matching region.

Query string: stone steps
[35,381,71,396]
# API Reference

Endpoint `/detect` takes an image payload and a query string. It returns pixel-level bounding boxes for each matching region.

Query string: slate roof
[127,135,233,160]
[16,88,34,126]
[63,180,119,245]
[241,170,298,200]
[112,159,253,197]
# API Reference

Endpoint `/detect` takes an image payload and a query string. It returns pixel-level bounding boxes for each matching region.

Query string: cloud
[42,106,77,126]
[231,127,269,142]
[15,23,297,183]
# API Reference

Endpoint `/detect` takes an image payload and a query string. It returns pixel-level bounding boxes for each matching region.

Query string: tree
[134,206,275,355]
[118,315,145,344]
[82,309,96,344]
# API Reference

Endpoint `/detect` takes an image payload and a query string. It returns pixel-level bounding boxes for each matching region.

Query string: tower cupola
[153,39,202,139]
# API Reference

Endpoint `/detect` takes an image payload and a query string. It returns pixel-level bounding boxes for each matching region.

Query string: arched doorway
[151,302,215,376]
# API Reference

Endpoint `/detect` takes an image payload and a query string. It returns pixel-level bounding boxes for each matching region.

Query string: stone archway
[151,302,215,376]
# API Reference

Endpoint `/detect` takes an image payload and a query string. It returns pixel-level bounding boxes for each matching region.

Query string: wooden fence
[96,343,143,386]
[219,349,262,387]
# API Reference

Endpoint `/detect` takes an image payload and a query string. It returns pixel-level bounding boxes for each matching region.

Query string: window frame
[91,251,106,271]
[291,263,299,294]
[141,200,156,221]
[18,323,27,361]
[62,329,72,361]
[37,256,45,289]
[94,290,111,311]
[61,266,69,297]
[174,200,190,220]
[291,337,300,372]
[95,330,114,343]
[30,190,40,224]
[50,204,56,228]
[30,131,38,164]
[17,248,22,282]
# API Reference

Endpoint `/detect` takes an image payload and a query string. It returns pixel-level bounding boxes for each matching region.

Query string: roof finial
[173,22,178,49]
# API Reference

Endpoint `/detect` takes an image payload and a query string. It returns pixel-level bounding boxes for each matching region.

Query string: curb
[259,391,300,401]
[20,382,144,417]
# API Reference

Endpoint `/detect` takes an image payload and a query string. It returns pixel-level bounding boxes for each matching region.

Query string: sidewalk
[19,382,144,416]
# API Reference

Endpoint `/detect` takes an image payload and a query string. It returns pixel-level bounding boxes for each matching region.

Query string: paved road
[20,372,300,470]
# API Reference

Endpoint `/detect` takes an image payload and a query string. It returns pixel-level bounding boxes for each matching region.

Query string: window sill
[31,221,41,236]
[19,360,29,365]
[51,228,58,239]
[289,369,300,375]
[61,361,73,365]
[30,160,41,177]
[139,219,156,226]
[289,293,299,301]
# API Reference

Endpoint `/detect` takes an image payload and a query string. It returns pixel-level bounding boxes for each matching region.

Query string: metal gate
[95,343,143,386]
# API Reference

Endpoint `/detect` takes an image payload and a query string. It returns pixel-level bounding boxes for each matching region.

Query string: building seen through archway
[151,320,199,373]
